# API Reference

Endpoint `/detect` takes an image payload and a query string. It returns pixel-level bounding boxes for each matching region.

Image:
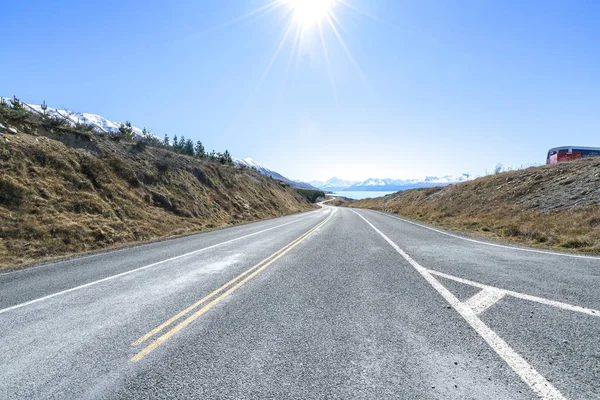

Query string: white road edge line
[359,208,600,260]
[350,209,566,400]
[464,288,507,315]
[0,213,326,316]
[0,210,325,277]
[428,269,600,318]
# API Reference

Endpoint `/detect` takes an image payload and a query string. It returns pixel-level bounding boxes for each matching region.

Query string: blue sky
[2,0,599,181]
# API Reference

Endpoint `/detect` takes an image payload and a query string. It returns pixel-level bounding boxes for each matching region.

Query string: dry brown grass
[348,159,600,253]
[0,131,313,269]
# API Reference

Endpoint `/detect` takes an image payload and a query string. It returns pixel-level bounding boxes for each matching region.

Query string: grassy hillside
[0,107,313,269]
[348,159,600,253]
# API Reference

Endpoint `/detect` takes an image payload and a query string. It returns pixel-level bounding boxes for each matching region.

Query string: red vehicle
[546,146,600,164]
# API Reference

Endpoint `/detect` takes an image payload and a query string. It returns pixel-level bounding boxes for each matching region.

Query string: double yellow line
[130,210,335,362]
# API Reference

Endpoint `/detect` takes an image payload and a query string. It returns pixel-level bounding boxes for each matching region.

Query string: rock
[7,126,18,134]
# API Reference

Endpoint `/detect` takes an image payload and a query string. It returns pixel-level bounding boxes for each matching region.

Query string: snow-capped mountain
[309,177,360,191]
[1,96,149,138]
[346,174,473,191]
[233,157,318,190]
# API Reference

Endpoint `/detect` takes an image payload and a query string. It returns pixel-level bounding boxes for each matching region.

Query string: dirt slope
[349,159,600,253]
[0,129,312,268]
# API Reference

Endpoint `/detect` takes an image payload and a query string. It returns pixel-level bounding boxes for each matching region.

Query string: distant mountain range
[308,177,361,191]
[233,160,473,193]
[310,174,473,192]
[233,158,319,190]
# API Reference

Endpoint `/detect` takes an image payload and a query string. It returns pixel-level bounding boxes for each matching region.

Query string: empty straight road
[1,205,599,399]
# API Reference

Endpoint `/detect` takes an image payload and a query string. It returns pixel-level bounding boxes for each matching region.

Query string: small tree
[172,134,179,150]
[221,150,233,165]
[494,163,504,174]
[11,96,24,111]
[163,133,170,147]
[194,140,205,158]
[118,121,135,141]
[176,135,187,153]
[40,100,48,115]
[183,139,194,156]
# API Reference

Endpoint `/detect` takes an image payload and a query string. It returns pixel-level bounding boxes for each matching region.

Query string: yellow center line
[130,211,335,362]
[132,245,284,346]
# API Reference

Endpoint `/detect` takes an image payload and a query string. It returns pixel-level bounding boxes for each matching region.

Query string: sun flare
[281,0,337,25]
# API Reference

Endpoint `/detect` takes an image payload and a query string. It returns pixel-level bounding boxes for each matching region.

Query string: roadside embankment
[0,124,312,269]
[347,159,600,253]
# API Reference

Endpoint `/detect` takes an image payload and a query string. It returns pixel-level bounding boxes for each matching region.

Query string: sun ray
[220,8,295,137]
[318,21,339,105]
[280,24,303,90]
[326,8,351,38]
[325,11,371,89]
[255,11,297,91]
[337,0,396,27]
[213,1,284,32]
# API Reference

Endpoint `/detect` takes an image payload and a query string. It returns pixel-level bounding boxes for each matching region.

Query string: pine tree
[11,96,24,110]
[163,134,170,147]
[185,139,195,156]
[178,136,187,153]
[194,140,205,158]
[223,150,233,165]
[118,121,134,141]
[172,134,179,150]
[41,100,48,114]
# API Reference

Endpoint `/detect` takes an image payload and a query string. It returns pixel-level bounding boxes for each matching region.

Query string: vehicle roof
[547,146,600,153]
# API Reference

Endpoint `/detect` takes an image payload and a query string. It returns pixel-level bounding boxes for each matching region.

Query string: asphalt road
[1,204,599,399]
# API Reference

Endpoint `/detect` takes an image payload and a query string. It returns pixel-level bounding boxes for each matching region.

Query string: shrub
[295,189,325,203]
[42,114,69,130]
[133,140,147,152]
[74,121,98,133]
[561,238,593,249]
[113,121,135,142]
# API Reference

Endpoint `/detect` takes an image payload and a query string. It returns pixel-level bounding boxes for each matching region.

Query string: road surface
[1,205,599,399]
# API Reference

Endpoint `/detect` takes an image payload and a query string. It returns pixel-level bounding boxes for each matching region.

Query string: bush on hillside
[295,189,326,203]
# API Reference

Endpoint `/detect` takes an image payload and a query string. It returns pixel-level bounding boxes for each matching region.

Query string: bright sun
[281,0,337,25]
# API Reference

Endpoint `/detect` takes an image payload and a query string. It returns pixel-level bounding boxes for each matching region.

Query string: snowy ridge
[1,97,149,138]
[346,174,473,191]
[309,174,474,192]
[308,177,360,191]
[233,157,318,190]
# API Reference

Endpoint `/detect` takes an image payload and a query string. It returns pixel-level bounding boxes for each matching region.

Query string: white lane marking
[428,269,600,318]
[359,208,600,260]
[350,210,566,400]
[0,213,327,316]
[0,210,327,277]
[464,288,507,315]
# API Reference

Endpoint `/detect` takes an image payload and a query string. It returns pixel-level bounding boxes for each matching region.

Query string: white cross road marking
[428,269,600,318]
[463,288,507,315]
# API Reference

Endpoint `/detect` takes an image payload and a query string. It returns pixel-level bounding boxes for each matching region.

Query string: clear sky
[2,0,599,181]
